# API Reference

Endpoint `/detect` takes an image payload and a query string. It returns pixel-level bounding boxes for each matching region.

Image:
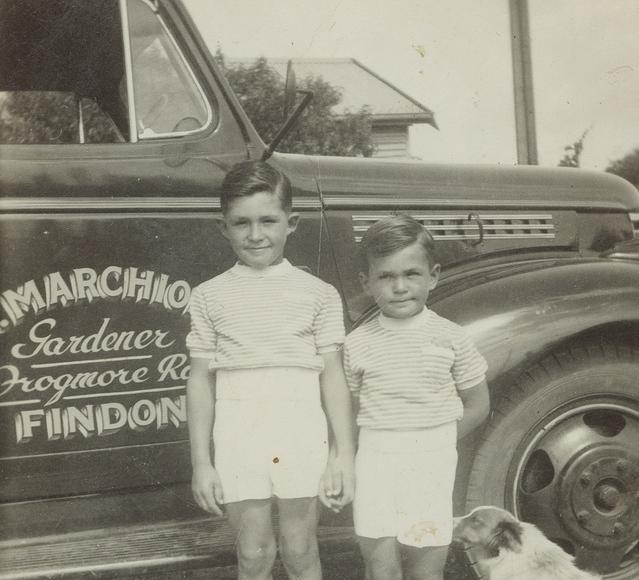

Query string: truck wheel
[465,343,639,579]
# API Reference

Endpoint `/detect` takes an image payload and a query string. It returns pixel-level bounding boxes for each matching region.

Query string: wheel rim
[511,402,639,577]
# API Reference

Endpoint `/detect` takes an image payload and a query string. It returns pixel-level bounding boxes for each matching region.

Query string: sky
[184,0,639,171]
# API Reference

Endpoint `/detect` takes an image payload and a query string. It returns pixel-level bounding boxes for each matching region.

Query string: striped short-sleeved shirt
[187,260,345,372]
[344,308,487,430]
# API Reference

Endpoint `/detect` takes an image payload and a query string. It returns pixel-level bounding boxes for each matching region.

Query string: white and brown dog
[452,506,600,580]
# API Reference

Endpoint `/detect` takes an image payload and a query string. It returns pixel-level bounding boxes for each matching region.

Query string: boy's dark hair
[360,214,437,269]
[220,160,292,214]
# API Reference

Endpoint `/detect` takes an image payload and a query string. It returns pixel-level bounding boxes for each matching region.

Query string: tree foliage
[0,92,77,144]
[607,148,639,188]
[558,129,589,168]
[215,50,375,157]
[0,92,122,144]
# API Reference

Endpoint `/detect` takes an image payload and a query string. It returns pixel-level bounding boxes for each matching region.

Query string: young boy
[186,160,355,580]
[344,215,490,580]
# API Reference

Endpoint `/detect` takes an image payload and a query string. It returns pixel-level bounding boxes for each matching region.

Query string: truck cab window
[0,91,125,144]
[0,0,213,145]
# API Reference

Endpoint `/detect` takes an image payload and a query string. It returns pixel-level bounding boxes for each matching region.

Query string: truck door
[0,0,318,535]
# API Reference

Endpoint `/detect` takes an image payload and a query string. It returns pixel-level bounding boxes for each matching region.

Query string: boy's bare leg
[402,544,448,580]
[358,536,402,580]
[277,497,321,580]
[226,499,276,580]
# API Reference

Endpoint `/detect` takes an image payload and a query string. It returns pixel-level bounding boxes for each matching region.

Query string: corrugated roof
[227,57,437,128]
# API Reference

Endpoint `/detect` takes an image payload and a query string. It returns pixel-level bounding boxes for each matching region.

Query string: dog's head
[453,506,524,556]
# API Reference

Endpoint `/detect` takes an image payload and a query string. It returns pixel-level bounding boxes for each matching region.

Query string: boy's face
[221,191,299,270]
[360,242,440,319]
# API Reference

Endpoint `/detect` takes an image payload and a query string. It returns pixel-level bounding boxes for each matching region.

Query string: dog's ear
[488,519,524,554]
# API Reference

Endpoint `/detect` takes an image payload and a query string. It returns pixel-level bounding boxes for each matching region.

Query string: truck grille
[352,213,555,243]
[630,213,639,238]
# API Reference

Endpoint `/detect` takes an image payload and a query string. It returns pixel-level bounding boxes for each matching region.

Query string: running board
[0,518,358,579]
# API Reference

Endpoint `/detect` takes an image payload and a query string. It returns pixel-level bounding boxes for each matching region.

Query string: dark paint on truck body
[1,0,639,577]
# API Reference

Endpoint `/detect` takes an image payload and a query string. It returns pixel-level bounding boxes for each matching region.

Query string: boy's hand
[319,451,355,513]
[192,463,224,516]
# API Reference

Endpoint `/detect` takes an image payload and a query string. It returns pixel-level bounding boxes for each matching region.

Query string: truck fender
[438,257,639,577]
[432,257,639,391]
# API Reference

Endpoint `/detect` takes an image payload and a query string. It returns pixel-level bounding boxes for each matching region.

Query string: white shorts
[213,367,328,503]
[354,423,457,547]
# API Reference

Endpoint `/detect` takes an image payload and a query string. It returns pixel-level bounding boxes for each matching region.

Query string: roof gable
[228,57,436,128]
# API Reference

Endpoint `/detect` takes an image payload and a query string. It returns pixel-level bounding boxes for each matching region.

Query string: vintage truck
[1,0,638,578]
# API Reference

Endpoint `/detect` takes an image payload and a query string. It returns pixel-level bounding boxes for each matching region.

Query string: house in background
[231,57,437,159]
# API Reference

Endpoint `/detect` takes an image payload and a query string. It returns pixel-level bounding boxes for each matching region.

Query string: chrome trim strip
[1,213,214,221]
[354,233,556,243]
[0,197,321,212]
[119,0,138,143]
[353,213,554,221]
[353,220,555,232]
[353,224,555,232]
[325,197,623,210]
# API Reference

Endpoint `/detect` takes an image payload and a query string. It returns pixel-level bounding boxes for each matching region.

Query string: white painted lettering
[1,280,46,328]
[124,268,154,302]
[13,396,188,443]
[11,318,176,362]
[45,272,74,310]
[73,268,99,303]
[0,267,191,332]
[98,266,123,299]
[45,406,63,440]
[157,395,186,429]
[129,399,156,430]
[15,408,45,443]
[157,353,190,382]
[165,280,190,311]
[62,405,95,438]
[96,402,128,435]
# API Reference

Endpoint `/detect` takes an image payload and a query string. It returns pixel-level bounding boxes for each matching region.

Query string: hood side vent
[353,213,555,243]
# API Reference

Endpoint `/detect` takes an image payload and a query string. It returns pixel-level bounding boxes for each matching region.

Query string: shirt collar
[231,259,293,278]
[378,307,430,330]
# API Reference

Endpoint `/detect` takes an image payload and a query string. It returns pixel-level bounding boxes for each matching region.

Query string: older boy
[186,161,354,580]
[344,214,490,580]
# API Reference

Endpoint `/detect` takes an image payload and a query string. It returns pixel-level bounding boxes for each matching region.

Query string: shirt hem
[356,417,463,431]
[210,362,325,372]
[188,350,216,359]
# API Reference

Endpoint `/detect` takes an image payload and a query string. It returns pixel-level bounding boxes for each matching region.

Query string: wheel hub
[515,403,639,575]
[594,481,622,512]
[561,452,639,545]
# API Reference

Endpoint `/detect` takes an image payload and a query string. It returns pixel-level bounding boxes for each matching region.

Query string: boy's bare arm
[186,357,224,516]
[319,350,356,509]
[350,393,360,443]
[458,379,490,439]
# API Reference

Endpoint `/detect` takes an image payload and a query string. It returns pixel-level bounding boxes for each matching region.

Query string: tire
[465,342,639,579]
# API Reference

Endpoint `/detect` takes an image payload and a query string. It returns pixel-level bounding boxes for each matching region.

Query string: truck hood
[272,153,639,212]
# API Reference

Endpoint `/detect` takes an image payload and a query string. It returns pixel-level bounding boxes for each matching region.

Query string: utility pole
[510,0,538,164]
